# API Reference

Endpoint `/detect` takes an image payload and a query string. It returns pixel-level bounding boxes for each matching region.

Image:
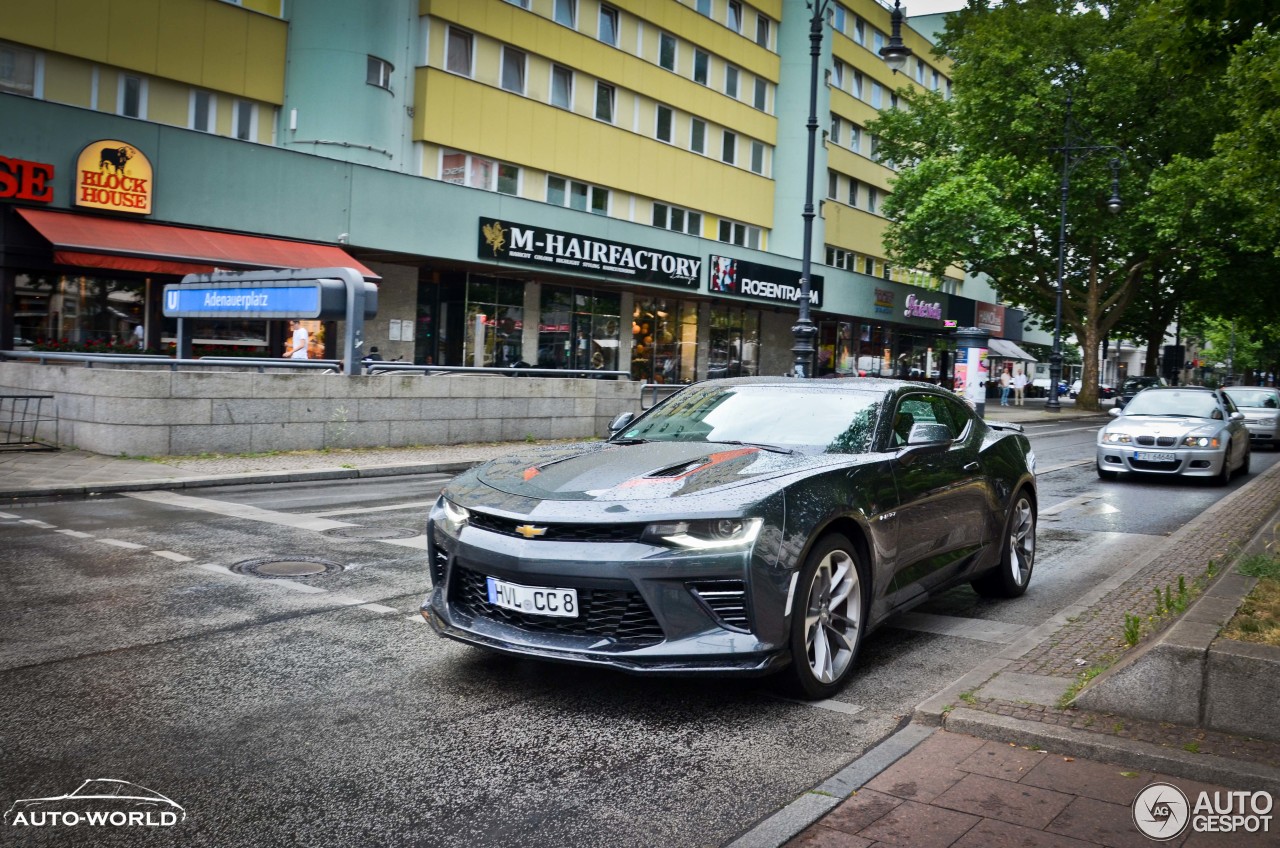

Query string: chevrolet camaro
[422,378,1038,699]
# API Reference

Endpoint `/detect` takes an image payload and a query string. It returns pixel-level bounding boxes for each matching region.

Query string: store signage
[944,319,958,328]
[162,278,378,320]
[0,155,54,203]
[903,294,943,320]
[976,302,1005,335]
[874,288,895,315]
[479,218,699,288]
[74,140,153,215]
[709,256,823,306]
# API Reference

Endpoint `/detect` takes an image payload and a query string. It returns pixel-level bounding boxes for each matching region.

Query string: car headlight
[641,517,763,550]
[1102,432,1132,444]
[1182,435,1220,448]
[430,496,470,536]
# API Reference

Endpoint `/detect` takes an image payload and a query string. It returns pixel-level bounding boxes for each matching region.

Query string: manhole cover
[231,558,345,578]
[322,526,420,540]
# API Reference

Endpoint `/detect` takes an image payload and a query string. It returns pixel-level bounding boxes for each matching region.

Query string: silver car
[1096,386,1251,483]
[1223,386,1280,449]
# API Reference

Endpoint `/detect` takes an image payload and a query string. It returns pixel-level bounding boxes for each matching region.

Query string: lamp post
[792,0,911,378]
[1046,93,1123,412]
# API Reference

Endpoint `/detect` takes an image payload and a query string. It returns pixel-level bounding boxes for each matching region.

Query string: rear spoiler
[986,420,1025,433]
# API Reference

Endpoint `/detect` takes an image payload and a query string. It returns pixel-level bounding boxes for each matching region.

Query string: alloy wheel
[1008,496,1035,587]
[803,549,861,684]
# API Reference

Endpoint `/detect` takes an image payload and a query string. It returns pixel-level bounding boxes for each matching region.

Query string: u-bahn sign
[163,277,377,320]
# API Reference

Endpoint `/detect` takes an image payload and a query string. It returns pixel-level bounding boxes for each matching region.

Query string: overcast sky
[904,0,967,15]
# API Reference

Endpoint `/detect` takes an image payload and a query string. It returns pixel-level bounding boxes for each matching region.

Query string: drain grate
[321,526,420,540]
[231,558,345,579]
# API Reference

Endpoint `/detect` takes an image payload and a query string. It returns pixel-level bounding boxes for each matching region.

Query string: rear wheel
[1241,444,1252,475]
[786,534,866,700]
[972,491,1036,599]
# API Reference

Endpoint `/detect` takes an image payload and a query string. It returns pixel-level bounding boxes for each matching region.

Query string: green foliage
[1124,613,1142,647]
[1238,553,1280,581]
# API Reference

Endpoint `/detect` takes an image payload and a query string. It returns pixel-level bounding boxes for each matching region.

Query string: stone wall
[0,362,640,456]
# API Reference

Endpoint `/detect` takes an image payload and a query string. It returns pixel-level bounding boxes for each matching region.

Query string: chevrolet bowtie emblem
[515,524,547,539]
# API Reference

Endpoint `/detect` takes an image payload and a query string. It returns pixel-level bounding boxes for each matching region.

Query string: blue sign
[163,284,321,319]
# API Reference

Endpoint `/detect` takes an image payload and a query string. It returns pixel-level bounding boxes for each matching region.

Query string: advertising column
[953,327,990,417]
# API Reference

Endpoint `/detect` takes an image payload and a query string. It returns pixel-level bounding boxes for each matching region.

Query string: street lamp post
[1046,93,1123,412]
[792,0,911,378]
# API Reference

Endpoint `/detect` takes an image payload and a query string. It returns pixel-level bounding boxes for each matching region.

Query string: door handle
[963,462,980,472]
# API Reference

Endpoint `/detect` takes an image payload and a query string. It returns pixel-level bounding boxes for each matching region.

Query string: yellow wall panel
[42,53,95,107]
[241,15,284,103]
[242,0,282,17]
[201,1,248,94]
[829,87,879,128]
[147,77,189,126]
[824,202,888,256]
[53,0,112,64]
[154,1,205,84]
[106,0,160,70]
[3,4,56,49]
[216,97,233,136]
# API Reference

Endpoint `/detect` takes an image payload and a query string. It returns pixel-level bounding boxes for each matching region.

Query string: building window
[724,65,738,98]
[446,27,473,76]
[750,141,765,175]
[119,74,146,118]
[554,0,577,28]
[696,0,711,16]
[693,50,709,85]
[367,55,393,91]
[848,179,859,207]
[718,219,760,249]
[830,116,841,145]
[853,16,865,46]
[0,42,39,97]
[826,247,853,270]
[652,203,702,235]
[753,78,767,111]
[659,32,677,71]
[832,59,844,90]
[828,170,838,199]
[443,150,498,189]
[233,100,255,141]
[849,122,861,154]
[690,118,706,154]
[501,46,526,93]
[932,69,940,91]
[598,5,619,46]
[864,256,875,275]
[594,82,614,122]
[852,70,863,99]
[873,30,885,54]
[868,186,879,214]
[721,130,736,164]
[505,0,531,7]
[656,104,673,143]
[497,163,520,195]
[551,65,573,109]
[831,4,846,33]
[727,1,743,32]
[190,90,214,132]
[756,15,771,48]
[548,175,609,215]
[916,58,926,84]
[870,81,883,108]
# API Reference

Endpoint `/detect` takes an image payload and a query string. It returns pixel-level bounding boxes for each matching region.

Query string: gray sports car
[422,378,1038,699]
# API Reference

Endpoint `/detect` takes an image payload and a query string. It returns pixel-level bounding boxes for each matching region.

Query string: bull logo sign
[74,140,153,215]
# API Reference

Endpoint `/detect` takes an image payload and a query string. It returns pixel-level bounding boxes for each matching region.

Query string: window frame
[598,4,619,46]
[750,140,765,175]
[550,64,574,109]
[656,104,674,143]
[366,55,394,91]
[554,0,577,28]
[690,118,706,154]
[721,130,736,164]
[659,31,677,71]
[118,74,147,119]
[755,14,771,48]
[189,89,215,133]
[753,77,767,111]
[500,45,527,94]
[445,27,474,77]
[594,81,615,122]
[724,64,739,98]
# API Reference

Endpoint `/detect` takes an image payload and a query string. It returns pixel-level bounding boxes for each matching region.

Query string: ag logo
[1132,782,1190,840]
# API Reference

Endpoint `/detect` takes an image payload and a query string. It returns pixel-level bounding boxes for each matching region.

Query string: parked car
[1070,380,1115,399]
[422,378,1038,699]
[1097,386,1251,483]
[1223,386,1280,449]
[1114,375,1166,408]
[1030,377,1069,398]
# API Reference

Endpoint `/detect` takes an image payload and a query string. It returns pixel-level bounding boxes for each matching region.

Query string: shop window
[632,298,698,384]
[446,27,473,76]
[595,81,615,122]
[755,15,771,48]
[693,50,709,85]
[12,273,149,352]
[659,32,677,71]
[554,0,577,28]
[367,55,394,91]
[551,65,573,109]
[501,46,526,94]
[652,203,702,236]
[710,303,760,379]
[538,285,621,371]
[598,5,619,46]
[118,74,147,118]
[190,90,215,132]
[690,118,706,154]
[0,42,38,97]
[656,104,673,143]
[463,275,525,367]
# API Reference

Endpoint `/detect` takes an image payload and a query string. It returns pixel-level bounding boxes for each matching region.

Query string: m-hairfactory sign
[478,218,699,288]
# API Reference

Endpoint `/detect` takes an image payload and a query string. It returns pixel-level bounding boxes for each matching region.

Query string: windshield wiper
[609,437,650,445]
[713,439,796,455]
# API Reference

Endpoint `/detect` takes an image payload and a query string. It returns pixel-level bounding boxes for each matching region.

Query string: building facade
[0,0,1047,385]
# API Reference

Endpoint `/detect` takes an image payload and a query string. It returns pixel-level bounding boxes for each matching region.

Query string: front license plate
[1134,451,1177,462]
[486,576,578,618]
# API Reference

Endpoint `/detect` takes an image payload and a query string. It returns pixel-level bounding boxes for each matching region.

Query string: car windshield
[618,385,883,454]
[1122,378,1156,393]
[1122,390,1219,418]
[1225,389,1279,409]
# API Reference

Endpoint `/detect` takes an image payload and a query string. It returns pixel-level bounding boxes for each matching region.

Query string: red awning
[15,208,378,280]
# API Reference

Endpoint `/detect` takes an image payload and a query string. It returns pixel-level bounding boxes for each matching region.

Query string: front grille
[467,511,647,542]
[1135,435,1178,447]
[451,566,665,646]
[1130,458,1181,470]
[429,528,450,585]
[688,580,751,632]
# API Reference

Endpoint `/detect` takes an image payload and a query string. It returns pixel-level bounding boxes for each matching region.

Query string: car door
[886,392,992,606]
[1219,392,1248,465]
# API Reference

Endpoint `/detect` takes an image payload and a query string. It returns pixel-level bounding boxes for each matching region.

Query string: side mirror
[1109,407,1122,417]
[609,411,636,433]
[1230,411,1245,421]
[907,422,952,446]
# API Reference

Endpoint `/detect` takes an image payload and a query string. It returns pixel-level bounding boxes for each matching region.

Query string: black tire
[1215,443,1234,486]
[972,490,1036,599]
[1096,461,1119,480]
[785,533,867,700]
[1241,444,1251,476]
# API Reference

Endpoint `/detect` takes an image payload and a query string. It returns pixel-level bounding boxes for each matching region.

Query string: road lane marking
[308,500,437,517]
[1023,425,1103,436]
[764,692,867,715]
[272,580,328,594]
[152,550,194,562]
[98,538,147,549]
[379,535,428,550]
[56,529,94,539]
[19,518,56,529]
[0,511,19,519]
[1036,458,1093,474]
[123,490,357,532]
[891,612,1030,644]
[1039,494,1099,516]
[360,604,399,614]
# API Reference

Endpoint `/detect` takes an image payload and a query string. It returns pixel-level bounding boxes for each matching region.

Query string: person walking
[999,368,1012,406]
[1012,369,1028,406]
[283,320,309,359]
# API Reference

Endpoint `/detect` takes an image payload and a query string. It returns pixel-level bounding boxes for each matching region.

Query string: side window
[890,396,937,447]
[942,398,974,441]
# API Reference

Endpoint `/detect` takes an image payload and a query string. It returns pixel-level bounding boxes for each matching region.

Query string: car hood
[1107,415,1224,436]
[463,440,869,502]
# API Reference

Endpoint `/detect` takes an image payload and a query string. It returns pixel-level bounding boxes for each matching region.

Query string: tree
[870,0,1230,408]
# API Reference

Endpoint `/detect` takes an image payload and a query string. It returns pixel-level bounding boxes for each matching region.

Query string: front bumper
[1096,444,1227,477]
[422,520,792,676]
[1241,419,1278,444]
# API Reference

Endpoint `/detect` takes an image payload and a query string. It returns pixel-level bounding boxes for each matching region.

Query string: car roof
[691,376,944,392]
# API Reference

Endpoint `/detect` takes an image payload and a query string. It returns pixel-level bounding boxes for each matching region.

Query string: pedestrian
[1012,369,1027,406]
[133,323,144,349]
[999,368,1012,406]
[283,320,309,359]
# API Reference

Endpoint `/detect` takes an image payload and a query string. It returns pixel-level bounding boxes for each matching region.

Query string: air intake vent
[689,580,750,632]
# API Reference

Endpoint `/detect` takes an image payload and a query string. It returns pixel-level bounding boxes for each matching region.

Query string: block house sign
[75,140,153,215]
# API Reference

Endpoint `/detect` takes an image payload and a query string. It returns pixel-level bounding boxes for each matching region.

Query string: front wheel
[1215,443,1234,486]
[972,491,1036,599]
[1096,461,1119,480]
[785,534,866,700]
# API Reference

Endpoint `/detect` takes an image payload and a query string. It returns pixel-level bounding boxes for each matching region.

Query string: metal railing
[0,394,58,450]
[0,351,342,373]
[363,362,632,379]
